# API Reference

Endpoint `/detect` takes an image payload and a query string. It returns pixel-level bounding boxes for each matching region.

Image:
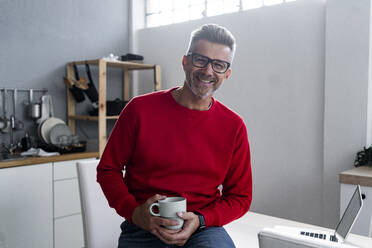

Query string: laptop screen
[335,185,363,239]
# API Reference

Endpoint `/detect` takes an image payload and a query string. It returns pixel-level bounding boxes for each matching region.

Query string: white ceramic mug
[149,197,186,230]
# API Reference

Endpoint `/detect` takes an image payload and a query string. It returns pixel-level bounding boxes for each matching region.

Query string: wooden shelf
[68,115,119,121]
[68,59,155,70]
[340,166,372,187]
[66,58,161,157]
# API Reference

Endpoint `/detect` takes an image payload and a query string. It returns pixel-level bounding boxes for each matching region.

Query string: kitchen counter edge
[0,152,99,169]
[339,166,372,187]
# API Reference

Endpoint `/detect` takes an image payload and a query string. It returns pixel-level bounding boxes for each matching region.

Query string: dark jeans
[118,221,236,248]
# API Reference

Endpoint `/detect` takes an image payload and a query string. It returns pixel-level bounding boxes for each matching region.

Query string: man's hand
[156,212,200,246]
[131,194,181,239]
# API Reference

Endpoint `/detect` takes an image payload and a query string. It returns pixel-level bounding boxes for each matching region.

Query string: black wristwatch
[194,212,206,230]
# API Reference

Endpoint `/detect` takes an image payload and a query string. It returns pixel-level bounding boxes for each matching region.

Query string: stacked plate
[38,117,72,145]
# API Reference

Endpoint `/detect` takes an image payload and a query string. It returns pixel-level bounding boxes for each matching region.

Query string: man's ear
[182,55,188,70]
[225,68,232,79]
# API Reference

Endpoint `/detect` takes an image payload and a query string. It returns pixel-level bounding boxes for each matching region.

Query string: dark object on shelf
[107,99,128,115]
[69,85,85,103]
[84,63,99,103]
[21,133,32,151]
[354,146,372,167]
[120,53,144,61]
[67,63,86,102]
[89,98,128,116]
[39,141,87,154]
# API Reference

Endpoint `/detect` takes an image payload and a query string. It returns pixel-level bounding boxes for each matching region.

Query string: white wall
[133,0,326,226]
[323,0,372,228]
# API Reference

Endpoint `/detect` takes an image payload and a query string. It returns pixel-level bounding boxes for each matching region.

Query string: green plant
[354,146,372,167]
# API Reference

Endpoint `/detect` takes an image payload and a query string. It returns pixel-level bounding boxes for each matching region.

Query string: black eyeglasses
[187,52,231,74]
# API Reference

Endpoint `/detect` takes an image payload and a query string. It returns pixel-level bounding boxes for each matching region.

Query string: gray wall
[323,0,372,229]
[134,0,326,226]
[0,0,130,145]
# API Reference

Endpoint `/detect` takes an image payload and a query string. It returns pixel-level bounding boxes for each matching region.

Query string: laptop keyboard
[300,231,338,242]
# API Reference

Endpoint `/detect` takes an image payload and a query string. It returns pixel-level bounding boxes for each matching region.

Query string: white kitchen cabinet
[0,163,53,248]
[340,166,372,237]
[54,179,81,217]
[54,214,84,248]
[53,158,94,248]
[54,159,79,180]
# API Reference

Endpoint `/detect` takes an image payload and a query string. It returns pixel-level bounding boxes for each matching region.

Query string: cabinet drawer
[54,179,81,218]
[54,161,78,180]
[54,214,84,248]
[54,159,95,180]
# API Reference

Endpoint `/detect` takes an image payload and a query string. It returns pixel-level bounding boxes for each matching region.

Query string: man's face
[182,39,232,99]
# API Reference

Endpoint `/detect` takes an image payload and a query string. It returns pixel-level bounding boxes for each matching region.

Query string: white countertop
[225,212,372,248]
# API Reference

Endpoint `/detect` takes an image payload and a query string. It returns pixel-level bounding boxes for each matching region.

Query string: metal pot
[27,89,41,119]
[28,102,41,119]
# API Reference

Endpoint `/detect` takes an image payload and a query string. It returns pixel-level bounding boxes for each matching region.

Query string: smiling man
[97,24,252,248]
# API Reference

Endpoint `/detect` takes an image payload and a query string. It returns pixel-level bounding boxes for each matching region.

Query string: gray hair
[187,23,236,61]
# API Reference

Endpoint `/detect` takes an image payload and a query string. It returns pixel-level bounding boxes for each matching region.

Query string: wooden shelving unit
[65,59,161,157]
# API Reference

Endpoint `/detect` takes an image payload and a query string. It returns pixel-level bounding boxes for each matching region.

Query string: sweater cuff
[194,209,216,227]
[118,196,140,223]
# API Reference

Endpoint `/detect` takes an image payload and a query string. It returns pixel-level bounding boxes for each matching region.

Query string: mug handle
[149,203,160,216]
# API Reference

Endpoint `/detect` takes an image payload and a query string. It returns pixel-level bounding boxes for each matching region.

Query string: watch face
[198,214,206,229]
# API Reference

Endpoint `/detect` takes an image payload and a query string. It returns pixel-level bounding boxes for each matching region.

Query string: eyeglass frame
[186,52,231,74]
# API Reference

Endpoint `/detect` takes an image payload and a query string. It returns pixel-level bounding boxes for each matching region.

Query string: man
[97,23,252,247]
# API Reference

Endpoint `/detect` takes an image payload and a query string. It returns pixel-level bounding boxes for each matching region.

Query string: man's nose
[201,62,214,74]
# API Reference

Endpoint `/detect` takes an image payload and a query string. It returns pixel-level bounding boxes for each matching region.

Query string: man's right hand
[131,194,181,238]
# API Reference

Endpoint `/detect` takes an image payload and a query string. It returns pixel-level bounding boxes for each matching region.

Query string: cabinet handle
[361,194,366,200]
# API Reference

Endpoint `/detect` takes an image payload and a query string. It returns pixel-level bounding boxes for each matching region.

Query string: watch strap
[194,212,206,230]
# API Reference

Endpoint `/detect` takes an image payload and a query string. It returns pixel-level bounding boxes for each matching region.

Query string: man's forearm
[97,165,139,221]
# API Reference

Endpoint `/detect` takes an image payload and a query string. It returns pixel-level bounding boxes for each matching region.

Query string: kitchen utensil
[88,98,128,116]
[82,63,99,114]
[9,115,15,147]
[107,98,128,115]
[0,89,10,133]
[0,89,5,130]
[84,63,99,102]
[12,89,24,130]
[38,140,87,154]
[27,89,41,119]
[49,123,72,145]
[37,95,53,124]
[29,103,41,119]
[65,63,86,103]
[39,117,65,144]
[73,63,88,90]
[21,132,32,151]
[37,95,48,124]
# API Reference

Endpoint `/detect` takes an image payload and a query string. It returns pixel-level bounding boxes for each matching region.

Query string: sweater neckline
[167,87,216,114]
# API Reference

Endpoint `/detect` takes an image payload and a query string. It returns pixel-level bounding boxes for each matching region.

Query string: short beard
[186,72,218,99]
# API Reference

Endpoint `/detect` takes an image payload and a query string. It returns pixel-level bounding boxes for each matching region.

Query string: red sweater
[97,87,252,227]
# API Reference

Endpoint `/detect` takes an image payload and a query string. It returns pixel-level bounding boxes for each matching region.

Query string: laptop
[299,184,363,243]
[258,185,363,248]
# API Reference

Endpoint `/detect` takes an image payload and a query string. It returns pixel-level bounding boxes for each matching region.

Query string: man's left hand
[155,211,200,246]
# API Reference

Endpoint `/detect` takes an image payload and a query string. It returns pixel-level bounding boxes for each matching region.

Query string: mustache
[194,72,216,82]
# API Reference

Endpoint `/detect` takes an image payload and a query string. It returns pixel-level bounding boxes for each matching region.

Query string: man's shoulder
[134,89,170,101]
[129,88,171,107]
[214,100,245,124]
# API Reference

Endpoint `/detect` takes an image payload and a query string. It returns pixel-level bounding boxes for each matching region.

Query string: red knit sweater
[97,87,252,227]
